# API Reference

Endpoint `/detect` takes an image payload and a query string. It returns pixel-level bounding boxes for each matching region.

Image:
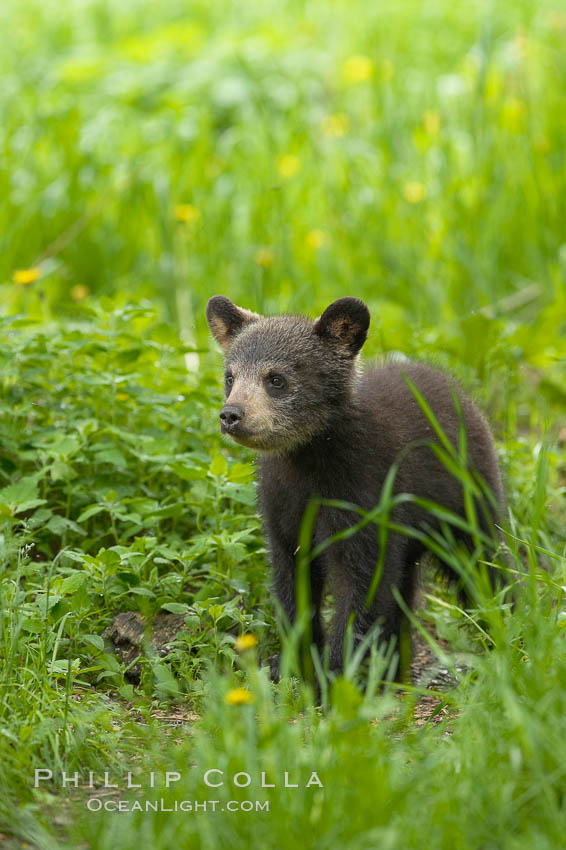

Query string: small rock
[102,611,189,683]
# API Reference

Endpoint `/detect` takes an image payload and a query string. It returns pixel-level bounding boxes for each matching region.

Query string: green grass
[0,0,565,847]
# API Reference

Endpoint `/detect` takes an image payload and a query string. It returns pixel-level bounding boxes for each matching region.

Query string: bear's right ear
[206,296,261,353]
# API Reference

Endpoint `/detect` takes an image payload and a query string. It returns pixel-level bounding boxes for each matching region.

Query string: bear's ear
[206,296,261,353]
[313,297,370,356]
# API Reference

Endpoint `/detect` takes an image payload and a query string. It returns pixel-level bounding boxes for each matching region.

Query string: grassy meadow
[1,0,566,847]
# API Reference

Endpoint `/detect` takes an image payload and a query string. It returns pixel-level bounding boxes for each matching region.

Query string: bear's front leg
[267,529,327,680]
[329,532,414,676]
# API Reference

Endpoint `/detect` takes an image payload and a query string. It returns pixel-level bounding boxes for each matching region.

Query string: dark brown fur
[206,296,505,675]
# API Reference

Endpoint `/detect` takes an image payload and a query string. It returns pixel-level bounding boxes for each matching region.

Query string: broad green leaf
[161,602,191,614]
[210,453,228,476]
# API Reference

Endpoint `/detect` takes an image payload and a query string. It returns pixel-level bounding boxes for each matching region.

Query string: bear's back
[354,361,503,504]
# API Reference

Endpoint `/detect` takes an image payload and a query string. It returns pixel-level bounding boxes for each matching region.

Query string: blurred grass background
[2,0,566,352]
[1,1,566,847]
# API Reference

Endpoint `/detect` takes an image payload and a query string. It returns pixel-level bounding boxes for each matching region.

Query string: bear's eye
[268,375,285,389]
[225,374,234,390]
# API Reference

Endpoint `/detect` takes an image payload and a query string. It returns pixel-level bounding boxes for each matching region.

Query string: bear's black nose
[220,405,244,428]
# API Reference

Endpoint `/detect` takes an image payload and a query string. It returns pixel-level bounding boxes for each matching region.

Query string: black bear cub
[207,295,504,676]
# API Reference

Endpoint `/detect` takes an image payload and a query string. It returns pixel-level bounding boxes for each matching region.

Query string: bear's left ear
[313,297,370,356]
[206,295,261,353]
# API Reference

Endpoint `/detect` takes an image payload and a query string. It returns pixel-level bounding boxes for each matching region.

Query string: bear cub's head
[206,296,370,454]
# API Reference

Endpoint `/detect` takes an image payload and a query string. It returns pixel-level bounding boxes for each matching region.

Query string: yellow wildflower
[235,633,258,651]
[70,284,90,301]
[423,110,441,136]
[13,268,41,286]
[305,229,326,250]
[277,155,300,179]
[342,54,374,84]
[321,113,350,138]
[254,247,274,268]
[116,393,129,401]
[174,204,201,223]
[225,688,255,705]
[403,182,427,204]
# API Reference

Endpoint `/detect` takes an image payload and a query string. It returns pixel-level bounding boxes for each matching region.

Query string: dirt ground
[103,609,462,728]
